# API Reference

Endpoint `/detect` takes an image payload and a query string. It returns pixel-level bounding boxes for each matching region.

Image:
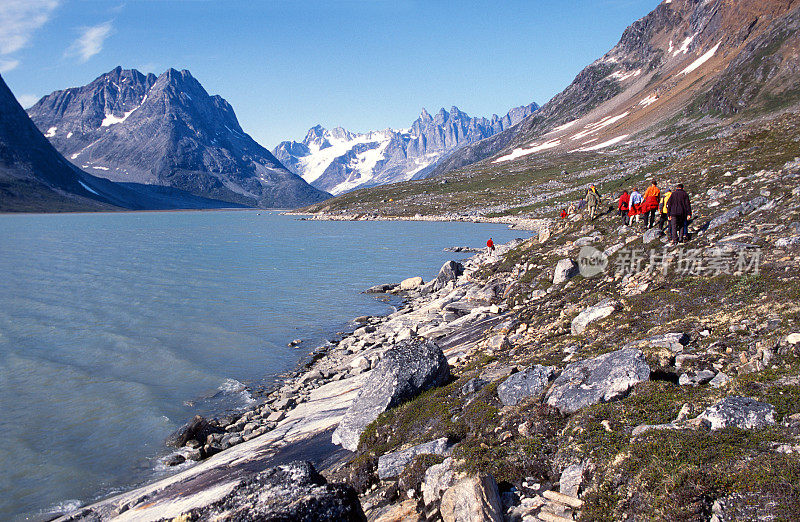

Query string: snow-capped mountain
[28,67,329,208]
[273,103,538,195]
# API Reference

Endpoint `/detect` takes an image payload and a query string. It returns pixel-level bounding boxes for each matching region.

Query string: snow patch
[680,41,721,75]
[78,181,99,195]
[91,165,109,171]
[493,139,560,163]
[639,94,659,107]
[66,132,73,138]
[572,112,629,140]
[45,126,57,137]
[552,119,578,133]
[610,69,641,81]
[101,109,135,127]
[71,153,80,159]
[578,134,629,152]
[673,34,696,56]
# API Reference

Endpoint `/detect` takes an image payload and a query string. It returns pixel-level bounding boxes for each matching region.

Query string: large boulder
[433,260,464,291]
[699,396,776,431]
[440,474,503,522]
[377,438,450,479]
[185,461,365,521]
[706,195,773,231]
[497,366,555,406]
[571,299,617,335]
[545,348,650,414]
[332,338,451,451]
[553,259,579,285]
[422,457,456,508]
[400,276,424,291]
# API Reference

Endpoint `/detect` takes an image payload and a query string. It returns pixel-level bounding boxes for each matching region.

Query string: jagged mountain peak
[28,67,329,208]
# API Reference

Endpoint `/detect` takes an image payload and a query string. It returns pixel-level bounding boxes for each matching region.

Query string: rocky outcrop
[332,338,451,451]
[497,366,555,406]
[545,348,650,414]
[184,461,365,521]
[433,260,464,292]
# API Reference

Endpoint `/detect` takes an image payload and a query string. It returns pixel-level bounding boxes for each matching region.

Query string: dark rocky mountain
[431,0,800,175]
[28,67,329,208]
[0,73,237,213]
[272,103,538,195]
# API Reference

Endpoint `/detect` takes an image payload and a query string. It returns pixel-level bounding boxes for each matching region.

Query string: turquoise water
[0,210,527,520]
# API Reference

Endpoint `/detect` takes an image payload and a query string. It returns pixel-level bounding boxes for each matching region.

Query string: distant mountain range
[273,103,538,194]
[430,0,800,175]
[27,67,329,208]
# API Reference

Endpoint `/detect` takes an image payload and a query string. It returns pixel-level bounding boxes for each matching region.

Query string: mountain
[0,72,244,213]
[272,102,538,195]
[28,67,329,208]
[431,0,800,175]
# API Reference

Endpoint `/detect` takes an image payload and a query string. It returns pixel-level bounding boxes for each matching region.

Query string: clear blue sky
[2,0,660,149]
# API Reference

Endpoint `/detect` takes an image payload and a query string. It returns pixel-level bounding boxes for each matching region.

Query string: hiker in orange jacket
[642,180,661,229]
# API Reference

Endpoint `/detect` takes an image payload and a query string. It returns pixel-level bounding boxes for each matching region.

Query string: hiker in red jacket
[560,209,567,219]
[618,190,630,225]
[487,238,495,256]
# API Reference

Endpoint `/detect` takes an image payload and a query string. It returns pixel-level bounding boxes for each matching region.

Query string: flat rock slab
[377,437,450,479]
[332,338,450,451]
[545,348,650,414]
[625,332,690,352]
[497,366,555,406]
[571,299,617,335]
[700,396,776,431]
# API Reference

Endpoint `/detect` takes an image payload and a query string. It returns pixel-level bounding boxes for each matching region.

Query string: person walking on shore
[618,190,630,225]
[667,183,692,245]
[487,237,495,257]
[586,184,602,220]
[642,180,661,229]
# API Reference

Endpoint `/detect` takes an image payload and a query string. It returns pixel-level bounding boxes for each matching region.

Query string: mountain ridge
[273,102,538,195]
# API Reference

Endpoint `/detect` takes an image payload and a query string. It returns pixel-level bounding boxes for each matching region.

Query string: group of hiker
[560,180,692,246]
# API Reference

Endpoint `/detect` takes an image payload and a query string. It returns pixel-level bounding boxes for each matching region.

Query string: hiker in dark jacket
[666,183,691,245]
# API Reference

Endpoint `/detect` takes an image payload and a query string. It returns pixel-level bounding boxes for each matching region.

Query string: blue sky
[1,0,659,149]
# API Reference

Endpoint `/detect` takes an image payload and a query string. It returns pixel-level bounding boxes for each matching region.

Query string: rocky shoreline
[52,160,800,520]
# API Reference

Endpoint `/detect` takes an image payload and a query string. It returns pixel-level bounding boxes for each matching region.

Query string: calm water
[0,210,527,520]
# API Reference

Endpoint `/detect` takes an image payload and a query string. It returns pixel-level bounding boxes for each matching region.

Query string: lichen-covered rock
[332,338,451,451]
[699,396,776,431]
[679,369,716,386]
[186,461,365,521]
[497,366,555,406]
[377,438,450,479]
[440,474,503,522]
[571,299,617,335]
[642,227,662,244]
[553,258,579,285]
[545,348,650,414]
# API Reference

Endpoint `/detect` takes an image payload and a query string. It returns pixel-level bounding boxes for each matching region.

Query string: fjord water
[0,210,526,519]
